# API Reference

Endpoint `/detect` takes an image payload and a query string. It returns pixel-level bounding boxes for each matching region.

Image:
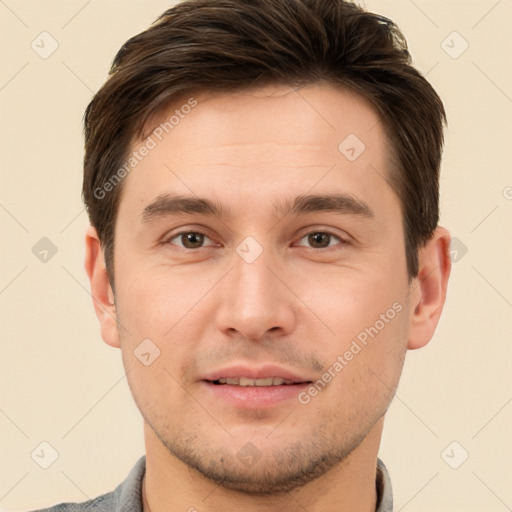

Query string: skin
[85,82,451,512]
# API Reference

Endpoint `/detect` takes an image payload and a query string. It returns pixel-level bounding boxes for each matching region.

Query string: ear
[84,225,120,348]
[407,226,451,350]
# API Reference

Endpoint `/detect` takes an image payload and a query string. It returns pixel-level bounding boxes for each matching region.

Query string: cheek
[307,301,409,422]
[115,265,217,384]
[116,272,199,409]
[296,262,406,335]
[296,263,409,388]
[115,264,188,336]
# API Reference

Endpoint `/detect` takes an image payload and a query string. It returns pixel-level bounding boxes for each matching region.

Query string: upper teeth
[216,377,295,386]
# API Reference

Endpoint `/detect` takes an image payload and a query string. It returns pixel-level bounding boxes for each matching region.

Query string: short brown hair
[83,0,446,289]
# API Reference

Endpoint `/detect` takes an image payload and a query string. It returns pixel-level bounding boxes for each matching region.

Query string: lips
[212,376,298,386]
[201,364,313,386]
[200,364,313,409]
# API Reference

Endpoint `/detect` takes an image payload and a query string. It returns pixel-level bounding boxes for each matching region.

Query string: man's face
[112,83,411,493]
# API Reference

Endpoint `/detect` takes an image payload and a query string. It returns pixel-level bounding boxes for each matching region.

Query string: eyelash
[164,230,348,251]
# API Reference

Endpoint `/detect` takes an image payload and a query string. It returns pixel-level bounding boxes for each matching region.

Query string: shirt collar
[376,457,394,512]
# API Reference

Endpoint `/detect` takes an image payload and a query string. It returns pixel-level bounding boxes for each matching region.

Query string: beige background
[1,0,511,510]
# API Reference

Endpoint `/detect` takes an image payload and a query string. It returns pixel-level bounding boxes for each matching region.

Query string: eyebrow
[140,192,374,223]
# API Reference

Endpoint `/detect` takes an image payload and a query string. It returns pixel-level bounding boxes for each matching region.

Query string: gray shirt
[31,456,393,511]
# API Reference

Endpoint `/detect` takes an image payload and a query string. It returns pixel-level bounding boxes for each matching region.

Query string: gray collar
[376,458,394,511]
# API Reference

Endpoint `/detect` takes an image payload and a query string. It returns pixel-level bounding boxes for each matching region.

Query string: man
[34,0,451,510]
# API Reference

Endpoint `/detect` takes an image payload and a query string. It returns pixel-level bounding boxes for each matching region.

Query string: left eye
[296,231,345,249]
[167,231,215,249]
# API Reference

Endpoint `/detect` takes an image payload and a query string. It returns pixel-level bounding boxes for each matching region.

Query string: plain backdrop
[1,0,511,510]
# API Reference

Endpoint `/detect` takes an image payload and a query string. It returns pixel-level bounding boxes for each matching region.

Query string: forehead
[150,83,384,157]
[117,83,395,221]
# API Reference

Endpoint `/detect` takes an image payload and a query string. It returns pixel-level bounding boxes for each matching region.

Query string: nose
[214,245,297,341]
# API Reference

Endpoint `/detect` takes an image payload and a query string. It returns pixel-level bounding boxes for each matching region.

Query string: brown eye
[308,232,331,248]
[296,231,346,249]
[167,231,214,249]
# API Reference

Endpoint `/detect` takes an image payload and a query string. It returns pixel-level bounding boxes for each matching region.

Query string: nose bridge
[230,240,281,309]
[215,239,296,338]
[234,248,275,300]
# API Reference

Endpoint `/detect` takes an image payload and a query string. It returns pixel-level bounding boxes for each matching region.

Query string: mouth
[201,367,313,408]
[207,377,311,387]
[200,364,314,408]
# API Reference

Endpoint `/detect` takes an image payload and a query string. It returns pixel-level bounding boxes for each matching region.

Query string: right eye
[165,231,217,250]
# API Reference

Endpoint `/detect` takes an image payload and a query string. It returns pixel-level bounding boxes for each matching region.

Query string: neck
[142,418,384,512]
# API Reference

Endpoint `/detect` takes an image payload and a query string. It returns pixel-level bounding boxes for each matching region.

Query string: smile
[210,377,305,386]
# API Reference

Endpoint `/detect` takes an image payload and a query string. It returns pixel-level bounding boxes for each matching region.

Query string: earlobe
[84,225,121,348]
[407,226,451,350]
